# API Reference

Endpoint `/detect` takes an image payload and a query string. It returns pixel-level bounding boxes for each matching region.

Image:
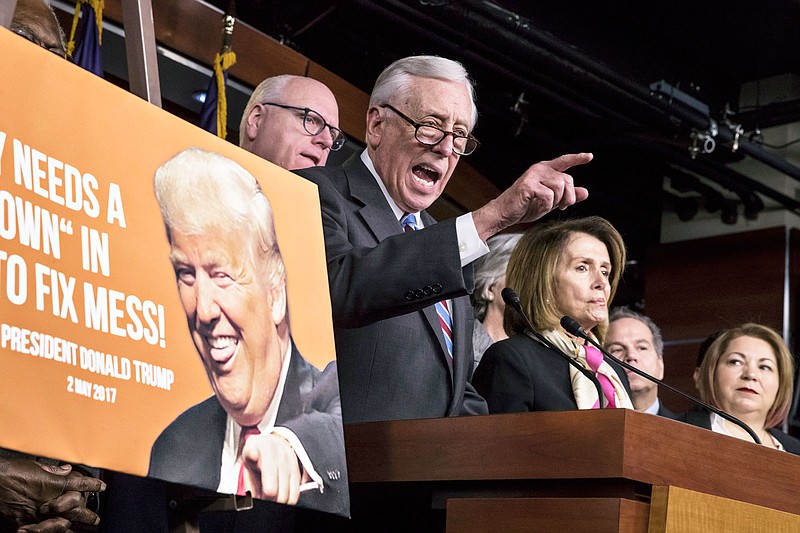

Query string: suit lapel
[344,156,455,378]
[343,156,401,243]
[206,397,229,489]
[275,342,304,423]
[450,295,470,385]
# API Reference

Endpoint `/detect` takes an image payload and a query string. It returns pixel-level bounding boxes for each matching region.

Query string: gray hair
[369,55,478,129]
[153,147,285,289]
[238,74,296,145]
[608,307,664,358]
[471,233,522,321]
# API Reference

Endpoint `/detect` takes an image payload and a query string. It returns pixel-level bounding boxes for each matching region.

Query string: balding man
[240,75,345,170]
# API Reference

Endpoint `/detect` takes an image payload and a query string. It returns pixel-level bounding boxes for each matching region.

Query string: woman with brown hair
[472,216,633,413]
[681,323,800,453]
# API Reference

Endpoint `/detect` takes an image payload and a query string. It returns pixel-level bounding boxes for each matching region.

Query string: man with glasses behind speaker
[296,55,594,425]
[240,75,345,170]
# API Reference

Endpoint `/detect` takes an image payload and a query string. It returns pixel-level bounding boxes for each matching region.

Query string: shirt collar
[234,341,292,437]
[361,150,420,224]
[643,397,660,415]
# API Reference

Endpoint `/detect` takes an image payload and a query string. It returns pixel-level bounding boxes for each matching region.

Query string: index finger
[17,517,73,533]
[544,152,593,173]
[61,476,106,493]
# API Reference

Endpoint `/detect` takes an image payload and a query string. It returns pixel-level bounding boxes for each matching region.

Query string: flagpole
[199,2,237,139]
[215,11,236,138]
[121,0,161,106]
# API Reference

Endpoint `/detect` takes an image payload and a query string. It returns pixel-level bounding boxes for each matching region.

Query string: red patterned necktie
[585,345,617,408]
[236,426,261,496]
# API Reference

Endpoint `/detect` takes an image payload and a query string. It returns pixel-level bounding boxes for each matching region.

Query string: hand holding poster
[0,28,347,517]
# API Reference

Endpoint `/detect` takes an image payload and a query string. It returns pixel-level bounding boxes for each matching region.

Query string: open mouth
[737,387,758,395]
[412,164,441,187]
[204,335,239,366]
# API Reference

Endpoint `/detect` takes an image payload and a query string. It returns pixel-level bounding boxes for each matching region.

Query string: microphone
[560,315,762,445]
[501,288,607,408]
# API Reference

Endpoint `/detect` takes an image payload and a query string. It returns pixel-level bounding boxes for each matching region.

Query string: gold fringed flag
[199,11,236,139]
[67,0,104,77]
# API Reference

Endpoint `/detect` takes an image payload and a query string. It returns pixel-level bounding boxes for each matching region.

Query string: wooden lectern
[341,410,800,532]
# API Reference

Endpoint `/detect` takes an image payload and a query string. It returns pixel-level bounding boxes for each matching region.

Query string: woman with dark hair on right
[680,323,800,454]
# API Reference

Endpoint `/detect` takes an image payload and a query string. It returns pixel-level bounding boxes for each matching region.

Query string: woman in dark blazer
[472,216,633,413]
[678,323,800,454]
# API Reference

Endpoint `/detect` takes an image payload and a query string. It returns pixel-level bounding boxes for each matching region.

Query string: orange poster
[0,29,346,516]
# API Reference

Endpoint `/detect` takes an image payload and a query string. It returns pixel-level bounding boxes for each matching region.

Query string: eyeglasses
[260,102,346,151]
[381,104,479,156]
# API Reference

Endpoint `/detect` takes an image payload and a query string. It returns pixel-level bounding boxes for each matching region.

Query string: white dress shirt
[360,150,489,266]
[643,397,660,416]
[216,342,324,495]
[709,412,784,452]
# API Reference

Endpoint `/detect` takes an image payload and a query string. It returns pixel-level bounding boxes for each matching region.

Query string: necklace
[723,418,775,448]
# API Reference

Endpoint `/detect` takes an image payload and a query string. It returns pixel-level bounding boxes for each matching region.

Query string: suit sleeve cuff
[456,213,490,267]
[271,426,324,493]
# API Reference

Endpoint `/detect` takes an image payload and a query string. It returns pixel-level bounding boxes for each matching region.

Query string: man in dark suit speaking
[148,147,347,516]
[297,55,592,423]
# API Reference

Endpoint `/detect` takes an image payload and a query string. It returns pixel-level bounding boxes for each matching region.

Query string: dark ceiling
[208,0,800,305]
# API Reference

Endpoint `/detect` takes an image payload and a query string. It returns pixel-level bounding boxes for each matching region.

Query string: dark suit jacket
[472,333,631,413]
[296,155,487,423]
[148,343,348,516]
[676,408,800,455]
[657,401,677,419]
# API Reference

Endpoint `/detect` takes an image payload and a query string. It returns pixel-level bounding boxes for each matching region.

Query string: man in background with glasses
[240,75,344,170]
[297,55,593,424]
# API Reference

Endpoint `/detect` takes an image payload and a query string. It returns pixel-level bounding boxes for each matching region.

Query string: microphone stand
[501,288,606,408]
[559,315,762,445]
